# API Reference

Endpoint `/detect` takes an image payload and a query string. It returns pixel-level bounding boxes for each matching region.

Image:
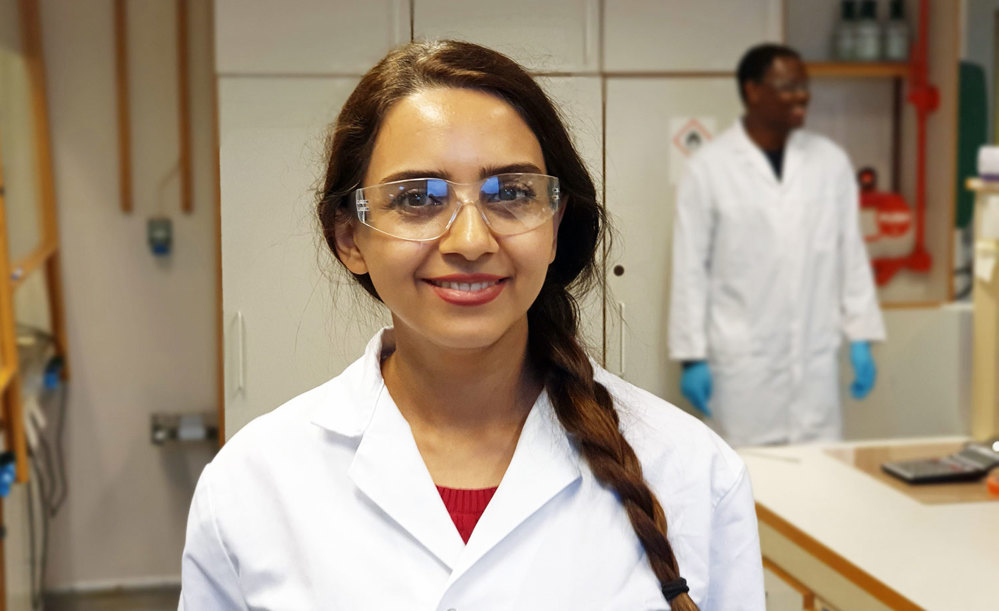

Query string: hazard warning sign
[672,118,713,157]
[669,116,716,185]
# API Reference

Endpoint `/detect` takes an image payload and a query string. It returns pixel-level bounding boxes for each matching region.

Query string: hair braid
[528,284,698,611]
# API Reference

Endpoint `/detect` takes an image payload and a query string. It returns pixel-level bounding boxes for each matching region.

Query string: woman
[181,40,764,610]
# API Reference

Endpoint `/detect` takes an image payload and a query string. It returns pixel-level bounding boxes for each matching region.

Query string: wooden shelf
[806,61,909,78]
[965,177,999,193]
[0,366,13,394]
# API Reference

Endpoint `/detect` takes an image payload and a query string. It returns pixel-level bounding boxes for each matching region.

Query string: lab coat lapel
[781,130,806,188]
[732,119,780,188]
[446,391,581,584]
[348,385,465,570]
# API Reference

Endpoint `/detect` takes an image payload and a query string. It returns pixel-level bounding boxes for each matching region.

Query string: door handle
[230,311,245,397]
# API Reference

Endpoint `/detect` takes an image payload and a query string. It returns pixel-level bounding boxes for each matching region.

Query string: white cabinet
[215,0,409,74]
[413,0,600,73]
[218,76,389,437]
[535,76,605,354]
[604,0,782,72]
[604,77,742,406]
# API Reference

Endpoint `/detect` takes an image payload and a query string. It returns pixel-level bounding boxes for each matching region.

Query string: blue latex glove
[0,462,15,498]
[680,361,713,417]
[849,341,877,399]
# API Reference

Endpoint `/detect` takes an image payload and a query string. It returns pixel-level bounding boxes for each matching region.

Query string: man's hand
[681,361,713,417]
[849,341,877,399]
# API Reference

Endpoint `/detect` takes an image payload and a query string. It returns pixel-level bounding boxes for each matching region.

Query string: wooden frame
[210,0,225,445]
[0,143,28,486]
[115,0,132,214]
[0,0,69,483]
[178,0,193,214]
[762,556,816,610]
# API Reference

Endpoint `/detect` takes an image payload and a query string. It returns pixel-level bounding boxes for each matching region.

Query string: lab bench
[741,437,999,611]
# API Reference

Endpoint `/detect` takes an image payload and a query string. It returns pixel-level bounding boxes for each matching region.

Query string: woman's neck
[382,318,540,433]
[381,318,541,488]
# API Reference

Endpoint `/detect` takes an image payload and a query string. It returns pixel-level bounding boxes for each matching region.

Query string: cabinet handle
[230,311,245,397]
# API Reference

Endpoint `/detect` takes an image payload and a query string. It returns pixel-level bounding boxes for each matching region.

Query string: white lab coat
[181,329,764,610]
[669,120,886,446]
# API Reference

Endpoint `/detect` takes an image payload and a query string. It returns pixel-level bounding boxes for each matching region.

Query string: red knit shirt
[436,485,498,543]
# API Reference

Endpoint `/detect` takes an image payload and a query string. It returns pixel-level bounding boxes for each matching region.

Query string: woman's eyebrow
[480,163,544,177]
[377,163,545,184]
[377,169,449,183]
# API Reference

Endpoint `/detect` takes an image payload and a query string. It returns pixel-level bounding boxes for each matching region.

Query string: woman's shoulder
[213,330,390,469]
[209,347,378,479]
[593,364,746,505]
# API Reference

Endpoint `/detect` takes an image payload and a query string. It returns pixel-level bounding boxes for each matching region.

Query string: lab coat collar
[309,328,392,437]
[311,328,583,576]
[731,118,806,187]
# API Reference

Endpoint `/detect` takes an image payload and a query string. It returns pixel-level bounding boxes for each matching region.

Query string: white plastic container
[977,145,999,180]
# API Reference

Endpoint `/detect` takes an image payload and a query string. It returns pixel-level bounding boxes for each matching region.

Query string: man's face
[745,55,810,131]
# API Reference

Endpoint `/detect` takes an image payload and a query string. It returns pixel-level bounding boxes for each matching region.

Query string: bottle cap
[890,0,905,19]
[842,0,856,20]
[860,0,877,19]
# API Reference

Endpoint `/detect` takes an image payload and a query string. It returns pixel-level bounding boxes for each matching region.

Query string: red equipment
[859,167,913,242]
[868,0,937,286]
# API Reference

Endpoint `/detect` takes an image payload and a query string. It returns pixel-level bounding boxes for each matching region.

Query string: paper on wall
[979,194,999,240]
[975,240,998,283]
[669,117,716,186]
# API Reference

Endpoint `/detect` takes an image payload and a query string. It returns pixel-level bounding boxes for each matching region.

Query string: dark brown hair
[316,40,696,610]
[736,42,801,103]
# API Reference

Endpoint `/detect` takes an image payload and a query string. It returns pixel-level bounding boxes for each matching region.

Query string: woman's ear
[333,221,369,275]
[549,197,567,264]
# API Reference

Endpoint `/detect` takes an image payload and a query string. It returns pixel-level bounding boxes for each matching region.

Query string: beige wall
[18,0,217,591]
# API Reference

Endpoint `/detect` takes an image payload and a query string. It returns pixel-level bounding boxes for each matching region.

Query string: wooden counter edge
[755,503,922,611]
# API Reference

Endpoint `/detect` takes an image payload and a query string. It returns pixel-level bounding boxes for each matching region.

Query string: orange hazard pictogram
[672,118,712,157]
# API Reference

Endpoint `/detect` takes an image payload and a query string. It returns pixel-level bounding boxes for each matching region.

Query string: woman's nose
[438,202,499,260]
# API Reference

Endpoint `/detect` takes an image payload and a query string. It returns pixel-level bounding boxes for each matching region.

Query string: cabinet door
[218,76,389,437]
[413,0,600,73]
[215,0,409,74]
[604,77,741,405]
[535,76,605,356]
[604,0,782,72]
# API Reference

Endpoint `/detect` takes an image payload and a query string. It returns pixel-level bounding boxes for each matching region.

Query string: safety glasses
[353,173,561,241]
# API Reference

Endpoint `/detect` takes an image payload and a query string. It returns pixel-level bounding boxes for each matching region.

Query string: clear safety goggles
[353,173,561,242]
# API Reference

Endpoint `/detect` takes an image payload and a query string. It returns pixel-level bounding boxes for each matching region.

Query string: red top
[436,485,498,543]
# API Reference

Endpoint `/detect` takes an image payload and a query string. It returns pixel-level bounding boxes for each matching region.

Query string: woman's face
[337,87,559,352]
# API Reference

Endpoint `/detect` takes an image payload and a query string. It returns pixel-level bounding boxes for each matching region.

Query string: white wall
[16,0,217,591]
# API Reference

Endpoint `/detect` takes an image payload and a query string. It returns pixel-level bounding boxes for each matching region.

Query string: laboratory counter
[740,437,999,611]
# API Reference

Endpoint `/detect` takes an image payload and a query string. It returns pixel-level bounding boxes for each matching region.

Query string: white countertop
[740,437,999,610]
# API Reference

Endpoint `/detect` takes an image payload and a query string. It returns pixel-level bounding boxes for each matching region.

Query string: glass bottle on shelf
[854,0,882,61]
[834,0,857,60]
[883,0,910,61]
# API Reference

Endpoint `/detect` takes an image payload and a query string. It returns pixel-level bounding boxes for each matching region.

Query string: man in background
[668,43,885,446]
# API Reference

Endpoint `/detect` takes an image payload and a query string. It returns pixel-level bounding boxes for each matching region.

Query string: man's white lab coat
[181,330,765,610]
[669,120,885,446]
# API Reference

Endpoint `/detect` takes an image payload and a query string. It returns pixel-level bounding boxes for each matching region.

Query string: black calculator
[881,441,999,484]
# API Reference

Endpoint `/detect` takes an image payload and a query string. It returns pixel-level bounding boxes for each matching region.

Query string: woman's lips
[425,275,507,306]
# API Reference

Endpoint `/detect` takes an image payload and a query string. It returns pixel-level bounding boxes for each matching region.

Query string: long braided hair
[317,40,697,610]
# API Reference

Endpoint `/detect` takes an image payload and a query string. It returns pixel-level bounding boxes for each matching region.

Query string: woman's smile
[424,273,509,306]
